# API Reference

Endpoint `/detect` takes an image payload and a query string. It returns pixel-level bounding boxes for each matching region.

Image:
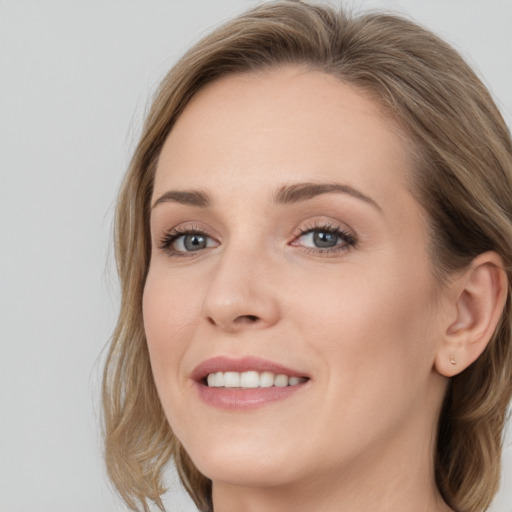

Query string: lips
[191,356,310,410]
[191,355,310,384]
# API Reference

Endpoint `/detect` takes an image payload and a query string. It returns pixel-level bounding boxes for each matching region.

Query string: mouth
[191,356,310,409]
[192,355,310,387]
[205,371,308,388]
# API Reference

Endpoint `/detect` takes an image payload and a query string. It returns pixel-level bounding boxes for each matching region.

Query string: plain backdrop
[1,1,511,511]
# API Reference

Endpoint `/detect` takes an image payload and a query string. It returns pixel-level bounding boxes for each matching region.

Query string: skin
[143,66,457,512]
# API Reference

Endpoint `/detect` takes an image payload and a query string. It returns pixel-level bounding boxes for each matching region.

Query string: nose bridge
[201,231,280,331]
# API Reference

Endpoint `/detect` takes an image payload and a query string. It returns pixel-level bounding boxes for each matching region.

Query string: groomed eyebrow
[273,182,382,212]
[152,181,382,212]
[152,189,212,209]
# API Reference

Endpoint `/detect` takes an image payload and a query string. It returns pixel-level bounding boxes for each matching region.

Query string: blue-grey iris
[314,231,338,248]
[184,234,207,251]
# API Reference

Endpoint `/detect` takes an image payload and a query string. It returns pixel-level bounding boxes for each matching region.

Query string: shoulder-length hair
[102,2,512,511]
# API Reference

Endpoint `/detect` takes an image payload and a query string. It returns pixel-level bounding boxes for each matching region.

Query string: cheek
[296,262,438,393]
[142,269,200,388]
[284,266,440,460]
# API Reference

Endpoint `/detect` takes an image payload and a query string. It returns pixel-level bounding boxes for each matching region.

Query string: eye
[159,228,218,256]
[174,233,213,252]
[292,224,356,254]
[301,230,339,248]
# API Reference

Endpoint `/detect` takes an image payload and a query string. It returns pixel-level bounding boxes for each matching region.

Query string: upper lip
[191,356,310,382]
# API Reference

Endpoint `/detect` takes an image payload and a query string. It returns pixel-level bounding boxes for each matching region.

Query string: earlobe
[435,252,508,378]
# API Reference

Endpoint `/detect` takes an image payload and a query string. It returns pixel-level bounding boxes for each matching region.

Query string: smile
[192,356,311,410]
[206,371,309,388]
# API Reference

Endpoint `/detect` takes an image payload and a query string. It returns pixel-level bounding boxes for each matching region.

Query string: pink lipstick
[191,356,310,410]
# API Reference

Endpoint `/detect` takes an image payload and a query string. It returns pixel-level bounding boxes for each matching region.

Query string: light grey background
[1,1,511,511]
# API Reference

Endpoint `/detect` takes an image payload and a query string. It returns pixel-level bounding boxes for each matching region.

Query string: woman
[102,2,512,511]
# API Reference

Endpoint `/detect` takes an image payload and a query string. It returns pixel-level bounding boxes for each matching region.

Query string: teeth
[215,372,224,387]
[224,372,240,387]
[274,374,289,387]
[240,371,259,388]
[205,371,308,388]
[260,371,274,388]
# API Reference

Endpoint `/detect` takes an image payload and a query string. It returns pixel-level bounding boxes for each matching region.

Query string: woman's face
[144,67,450,490]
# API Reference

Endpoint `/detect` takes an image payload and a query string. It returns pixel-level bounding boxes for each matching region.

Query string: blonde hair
[102,2,512,511]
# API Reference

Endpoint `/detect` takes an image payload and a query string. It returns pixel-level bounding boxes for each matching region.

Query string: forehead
[153,66,413,201]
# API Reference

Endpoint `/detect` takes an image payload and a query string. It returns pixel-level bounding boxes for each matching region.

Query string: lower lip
[194,381,308,410]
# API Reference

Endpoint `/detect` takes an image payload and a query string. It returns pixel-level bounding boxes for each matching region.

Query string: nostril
[236,314,259,323]
[205,311,267,329]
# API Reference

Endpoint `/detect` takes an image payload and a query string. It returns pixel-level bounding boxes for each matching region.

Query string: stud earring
[450,354,457,365]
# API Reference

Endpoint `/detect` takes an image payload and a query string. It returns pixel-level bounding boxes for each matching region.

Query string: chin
[184,438,305,488]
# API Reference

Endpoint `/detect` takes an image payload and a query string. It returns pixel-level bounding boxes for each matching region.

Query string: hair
[101,2,512,511]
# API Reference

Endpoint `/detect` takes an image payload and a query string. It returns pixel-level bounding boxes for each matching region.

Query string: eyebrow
[272,182,382,211]
[152,189,212,209]
[151,181,382,212]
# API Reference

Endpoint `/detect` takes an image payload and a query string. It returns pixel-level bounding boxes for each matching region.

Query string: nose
[201,245,281,332]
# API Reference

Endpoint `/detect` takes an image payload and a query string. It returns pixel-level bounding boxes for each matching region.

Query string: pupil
[313,231,337,248]
[184,234,206,251]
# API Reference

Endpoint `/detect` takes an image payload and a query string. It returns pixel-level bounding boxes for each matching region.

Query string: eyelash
[158,222,357,257]
[293,222,357,255]
[158,224,210,257]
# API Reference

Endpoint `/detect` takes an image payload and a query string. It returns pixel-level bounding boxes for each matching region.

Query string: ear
[435,251,508,377]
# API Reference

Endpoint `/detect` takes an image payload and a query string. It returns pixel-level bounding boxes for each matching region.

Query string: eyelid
[290,220,357,254]
[291,219,354,239]
[158,223,219,256]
